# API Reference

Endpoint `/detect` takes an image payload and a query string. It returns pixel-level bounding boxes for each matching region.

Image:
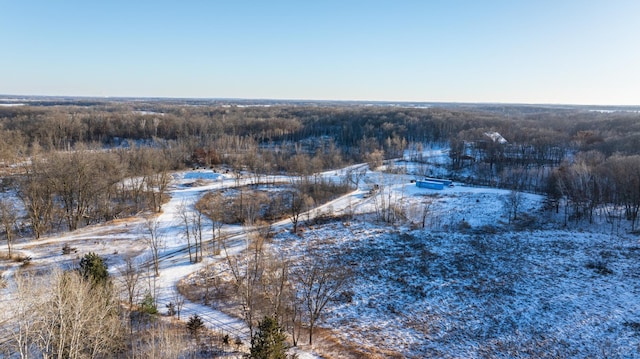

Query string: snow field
[272,221,640,358]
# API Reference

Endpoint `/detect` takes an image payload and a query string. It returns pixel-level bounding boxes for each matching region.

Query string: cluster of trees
[2,252,245,358]
[548,151,640,230]
[6,253,121,358]
[447,128,640,231]
[193,229,351,349]
[0,146,179,240]
[194,176,353,234]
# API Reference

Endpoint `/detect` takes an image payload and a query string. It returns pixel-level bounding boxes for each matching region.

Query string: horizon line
[1,93,639,109]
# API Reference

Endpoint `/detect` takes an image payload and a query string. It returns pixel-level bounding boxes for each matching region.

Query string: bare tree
[288,190,312,233]
[9,269,123,359]
[261,254,291,327]
[345,166,367,189]
[0,128,26,166]
[504,189,524,224]
[243,232,266,338]
[145,155,172,213]
[286,288,303,347]
[172,289,185,320]
[7,271,45,358]
[243,190,269,226]
[191,210,204,262]
[144,216,164,276]
[421,199,433,229]
[292,252,350,346]
[130,321,189,359]
[177,200,194,263]
[222,230,266,338]
[198,192,225,256]
[0,199,17,256]
[118,255,142,311]
[603,155,640,231]
[17,159,54,239]
[366,149,384,170]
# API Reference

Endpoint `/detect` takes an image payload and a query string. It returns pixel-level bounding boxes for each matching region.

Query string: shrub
[458,219,472,231]
[166,302,176,316]
[62,243,77,255]
[21,256,32,267]
[586,260,614,275]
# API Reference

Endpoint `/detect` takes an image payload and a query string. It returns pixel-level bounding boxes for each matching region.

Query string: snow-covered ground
[2,159,640,358]
[273,221,640,357]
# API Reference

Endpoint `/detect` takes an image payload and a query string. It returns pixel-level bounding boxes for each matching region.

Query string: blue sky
[1,1,639,105]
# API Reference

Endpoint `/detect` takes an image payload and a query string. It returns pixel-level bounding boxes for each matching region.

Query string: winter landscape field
[2,147,640,358]
[1,99,640,359]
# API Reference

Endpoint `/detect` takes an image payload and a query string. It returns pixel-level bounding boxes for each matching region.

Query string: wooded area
[2,101,640,237]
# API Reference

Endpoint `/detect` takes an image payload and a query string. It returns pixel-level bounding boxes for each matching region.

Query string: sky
[1,0,639,105]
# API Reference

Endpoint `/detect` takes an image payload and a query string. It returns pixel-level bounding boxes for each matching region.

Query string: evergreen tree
[78,252,109,286]
[250,316,287,359]
[186,314,205,343]
[139,291,158,315]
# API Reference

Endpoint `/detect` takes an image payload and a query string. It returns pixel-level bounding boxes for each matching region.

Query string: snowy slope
[2,160,640,358]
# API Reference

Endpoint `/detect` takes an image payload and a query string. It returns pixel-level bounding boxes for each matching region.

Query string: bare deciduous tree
[9,269,123,359]
[144,216,164,276]
[292,251,350,346]
[17,158,54,239]
[7,271,45,358]
[366,149,385,170]
[345,166,367,189]
[261,254,291,327]
[421,199,433,229]
[177,200,194,263]
[0,199,17,256]
[504,189,524,224]
[288,190,312,233]
[172,289,185,320]
[222,230,267,338]
[119,255,142,311]
[197,192,225,256]
[177,199,207,263]
[191,210,204,262]
[144,155,172,213]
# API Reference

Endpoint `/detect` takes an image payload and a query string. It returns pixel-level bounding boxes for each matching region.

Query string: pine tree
[139,291,158,315]
[78,252,109,286]
[187,314,205,343]
[250,316,287,359]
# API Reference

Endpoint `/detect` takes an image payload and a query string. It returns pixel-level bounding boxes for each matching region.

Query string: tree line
[3,102,638,166]
[0,145,178,240]
[547,151,640,231]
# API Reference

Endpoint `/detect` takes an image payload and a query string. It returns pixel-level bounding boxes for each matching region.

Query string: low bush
[585,260,614,275]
